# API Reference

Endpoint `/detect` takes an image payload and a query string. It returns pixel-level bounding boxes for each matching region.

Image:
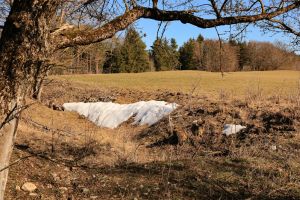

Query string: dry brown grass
[54,70,300,98]
[5,72,300,199]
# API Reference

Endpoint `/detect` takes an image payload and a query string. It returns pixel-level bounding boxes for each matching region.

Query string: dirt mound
[5,78,300,199]
[137,99,300,153]
[42,78,300,153]
[42,79,191,108]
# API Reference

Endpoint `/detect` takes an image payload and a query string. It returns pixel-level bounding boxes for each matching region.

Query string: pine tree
[122,28,150,73]
[179,34,205,70]
[170,38,180,69]
[103,28,150,73]
[237,41,251,70]
[179,39,197,70]
[151,38,164,71]
[170,38,178,51]
[196,34,204,43]
[103,42,123,73]
[151,38,179,71]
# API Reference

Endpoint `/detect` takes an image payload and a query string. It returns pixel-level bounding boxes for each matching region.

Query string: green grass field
[55,70,300,97]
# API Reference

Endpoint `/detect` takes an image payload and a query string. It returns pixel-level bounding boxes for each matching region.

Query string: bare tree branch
[220,0,229,13]
[257,0,265,13]
[54,1,300,49]
[0,155,32,173]
[268,19,300,37]
[210,0,221,18]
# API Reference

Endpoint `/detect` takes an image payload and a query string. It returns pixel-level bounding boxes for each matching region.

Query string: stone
[82,188,90,194]
[51,172,60,181]
[59,187,68,191]
[21,182,37,192]
[15,185,21,191]
[29,193,38,196]
[271,145,277,151]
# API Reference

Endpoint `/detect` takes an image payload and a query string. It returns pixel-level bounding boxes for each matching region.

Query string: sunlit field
[55,70,300,98]
[6,70,300,199]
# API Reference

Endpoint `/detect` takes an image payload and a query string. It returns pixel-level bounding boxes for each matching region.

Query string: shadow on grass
[14,144,300,200]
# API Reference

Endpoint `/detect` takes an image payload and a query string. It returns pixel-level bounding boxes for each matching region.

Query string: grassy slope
[5,70,300,199]
[55,70,300,97]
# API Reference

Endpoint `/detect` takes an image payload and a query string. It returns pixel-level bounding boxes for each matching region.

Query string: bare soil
[5,78,300,199]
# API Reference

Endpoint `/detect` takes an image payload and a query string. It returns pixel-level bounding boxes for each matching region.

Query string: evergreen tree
[179,35,204,70]
[122,28,150,72]
[103,42,123,73]
[170,38,178,51]
[151,38,179,71]
[179,39,197,70]
[170,38,180,69]
[103,28,150,73]
[237,41,251,70]
[196,34,204,43]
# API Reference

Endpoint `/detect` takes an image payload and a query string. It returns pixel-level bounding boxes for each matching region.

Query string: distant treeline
[50,28,299,74]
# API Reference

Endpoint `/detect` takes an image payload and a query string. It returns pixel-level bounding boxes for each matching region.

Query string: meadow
[56,70,300,98]
[6,70,300,199]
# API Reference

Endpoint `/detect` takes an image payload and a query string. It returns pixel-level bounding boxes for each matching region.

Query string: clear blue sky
[135,19,290,50]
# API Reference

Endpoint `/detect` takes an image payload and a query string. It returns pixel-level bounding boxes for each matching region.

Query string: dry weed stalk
[245,78,264,105]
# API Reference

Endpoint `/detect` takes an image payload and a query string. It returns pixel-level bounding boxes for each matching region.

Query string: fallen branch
[14,145,99,170]
[0,155,33,173]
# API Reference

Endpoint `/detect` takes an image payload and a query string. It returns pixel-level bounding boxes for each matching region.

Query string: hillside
[5,71,300,199]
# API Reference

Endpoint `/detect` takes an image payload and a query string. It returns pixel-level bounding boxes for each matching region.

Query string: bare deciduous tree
[0,0,300,198]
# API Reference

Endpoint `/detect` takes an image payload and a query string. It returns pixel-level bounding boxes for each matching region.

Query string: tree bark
[0,0,60,198]
[31,64,44,101]
[55,2,300,49]
[0,117,18,200]
[31,63,52,101]
[31,73,45,101]
[95,59,99,74]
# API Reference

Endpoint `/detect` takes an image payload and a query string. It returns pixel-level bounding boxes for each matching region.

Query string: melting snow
[223,124,246,136]
[63,100,178,129]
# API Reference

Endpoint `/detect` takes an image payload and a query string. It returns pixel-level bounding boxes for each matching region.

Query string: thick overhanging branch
[53,1,300,50]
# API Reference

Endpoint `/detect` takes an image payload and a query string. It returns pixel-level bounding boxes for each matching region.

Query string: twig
[14,145,97,170]
[0,155,33,173]
[214,27,224,77]
[21,117,74,136]
[196,173,236,199]
[0,103,34,130]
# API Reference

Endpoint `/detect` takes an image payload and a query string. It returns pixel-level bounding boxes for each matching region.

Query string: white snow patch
[63,100,178,129]
[222,124,246,136]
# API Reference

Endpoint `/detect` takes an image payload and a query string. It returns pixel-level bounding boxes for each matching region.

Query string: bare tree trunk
[31,74,45,101]
[77,53,80,74]
[31,63,52,101]
[0,0,60,197]
[95,59,99,74]
[59,6,65,27]
[31,62,44,101]
[0,117,18,200]
[88,54,91,73]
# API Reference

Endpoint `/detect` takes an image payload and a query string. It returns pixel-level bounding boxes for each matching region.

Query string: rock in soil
[21,182,37,192]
